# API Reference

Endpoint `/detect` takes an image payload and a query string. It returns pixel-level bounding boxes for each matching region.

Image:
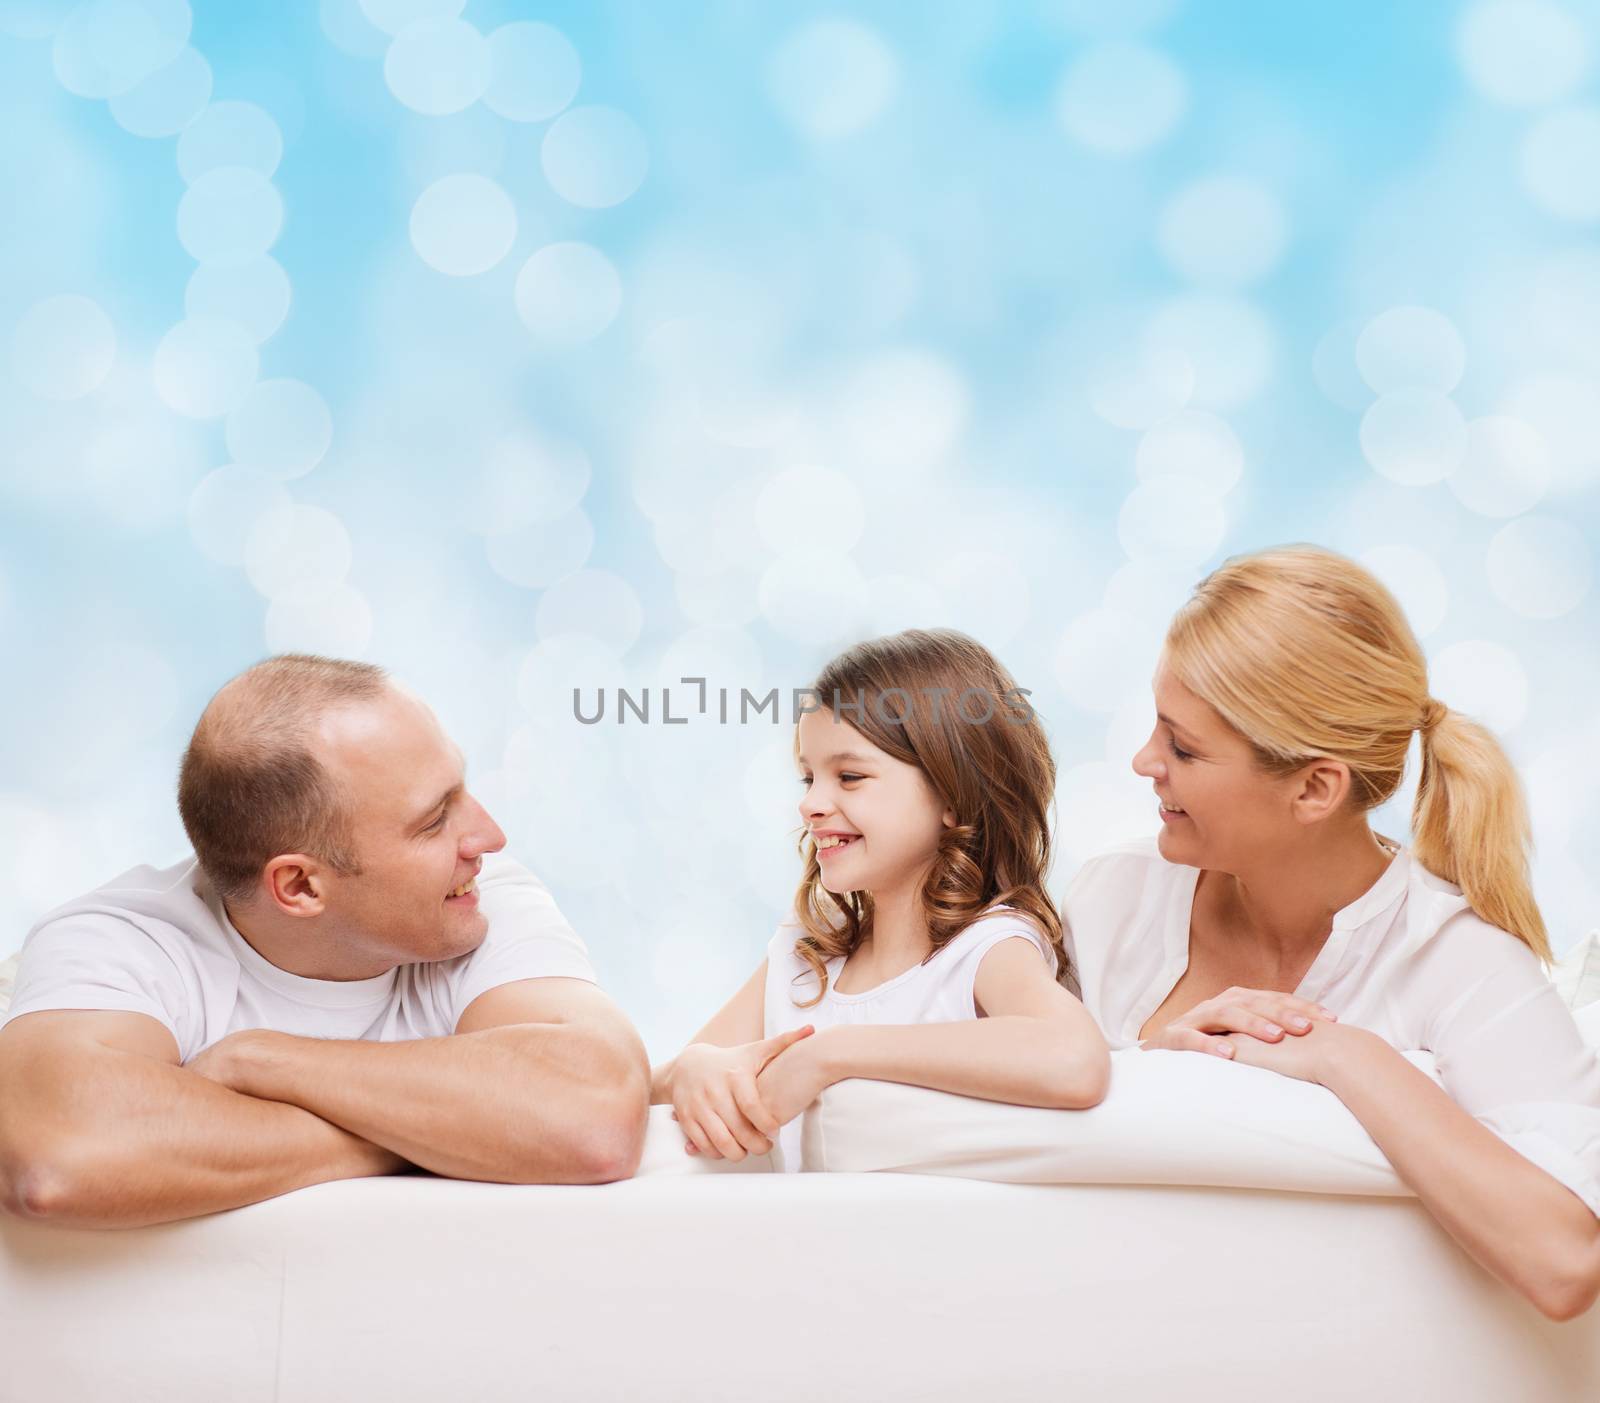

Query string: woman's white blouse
[1063,836,1600,1217]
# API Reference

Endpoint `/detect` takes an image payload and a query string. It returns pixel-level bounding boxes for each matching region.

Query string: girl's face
[1131,663,1307,872]
[796,708,955,898]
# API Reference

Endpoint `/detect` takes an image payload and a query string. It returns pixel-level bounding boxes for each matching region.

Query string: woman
[1065,544,1600,1321]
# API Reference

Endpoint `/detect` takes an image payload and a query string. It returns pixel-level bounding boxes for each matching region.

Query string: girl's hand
[1141,986,1337,1060]
[669,1026,814,1160]
[753,1031,835,1130]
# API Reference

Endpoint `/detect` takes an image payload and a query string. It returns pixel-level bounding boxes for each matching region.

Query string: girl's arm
[647,958,767,1104]
[757,939,1111,1122]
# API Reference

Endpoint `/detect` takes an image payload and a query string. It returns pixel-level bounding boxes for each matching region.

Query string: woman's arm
[756,938,1111,1122]
[1228,1021,1600,1321]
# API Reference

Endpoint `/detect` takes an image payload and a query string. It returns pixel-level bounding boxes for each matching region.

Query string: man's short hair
[177,654,390,902]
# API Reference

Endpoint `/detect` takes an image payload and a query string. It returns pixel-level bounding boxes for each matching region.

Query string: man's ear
[262,855,329,918]
[1290,759,1351,825]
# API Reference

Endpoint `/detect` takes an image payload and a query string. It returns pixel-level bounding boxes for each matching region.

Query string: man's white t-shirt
[2,851,597,1064]
[761,905,1059,1171]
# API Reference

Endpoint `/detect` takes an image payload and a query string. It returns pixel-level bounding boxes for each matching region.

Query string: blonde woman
[652,629,1110,1170]
[1066,545,1600,1321]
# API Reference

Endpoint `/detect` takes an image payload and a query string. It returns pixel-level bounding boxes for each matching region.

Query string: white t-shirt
[762,904,1059,1170]
[2,851,597,1064]
[1063,836,1600,1216]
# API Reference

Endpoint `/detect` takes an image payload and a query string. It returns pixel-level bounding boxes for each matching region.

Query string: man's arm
[0,1009,407,1230]
[196,978,651,1185]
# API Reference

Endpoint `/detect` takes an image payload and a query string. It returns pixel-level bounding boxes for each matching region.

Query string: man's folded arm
[223,978,651,1185]
[0,1009,407,1231]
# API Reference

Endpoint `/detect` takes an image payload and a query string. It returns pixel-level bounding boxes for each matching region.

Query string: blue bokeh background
[2,0,1598,1056]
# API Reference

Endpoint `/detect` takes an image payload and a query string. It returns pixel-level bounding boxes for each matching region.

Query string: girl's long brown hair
[788,628,1071,1006]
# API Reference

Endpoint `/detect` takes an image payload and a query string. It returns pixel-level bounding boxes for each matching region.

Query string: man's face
[312,686,506,965]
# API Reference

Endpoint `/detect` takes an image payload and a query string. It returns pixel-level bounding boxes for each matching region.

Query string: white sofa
[3,961,1599,1401]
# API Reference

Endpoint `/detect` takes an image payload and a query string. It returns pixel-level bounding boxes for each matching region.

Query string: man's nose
[461,794,507,856]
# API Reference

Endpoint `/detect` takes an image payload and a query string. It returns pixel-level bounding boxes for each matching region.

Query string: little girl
[650,628,1111,1170]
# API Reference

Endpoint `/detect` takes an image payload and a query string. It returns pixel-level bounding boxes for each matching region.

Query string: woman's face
[1131,662,1307,872]
[796,708,954,898]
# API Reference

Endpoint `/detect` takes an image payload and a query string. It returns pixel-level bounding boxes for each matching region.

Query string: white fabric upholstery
[801,1046,1434,1192]
[1556,931,1600,1011]
[5,959,1600,1397]
[4,1147,1597,1401]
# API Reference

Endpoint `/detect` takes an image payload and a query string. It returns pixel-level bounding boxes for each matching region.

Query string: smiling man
[0,654,649,1229]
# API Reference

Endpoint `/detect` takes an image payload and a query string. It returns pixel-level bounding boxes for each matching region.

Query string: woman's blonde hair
[1164,544,1549,962]
[788,628,1070,1005]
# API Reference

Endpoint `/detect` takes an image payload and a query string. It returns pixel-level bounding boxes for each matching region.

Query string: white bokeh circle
[11,294,115,400]
[1055,43,1187,155]
[1055,606,1162,714]
[225,379,333,480]
[1428,639,1529,733]
[1357,544,1450,638]
[540,105,648,208]
[107,43,210,137]
[51,0,191,99]
[483,20,580,123]
[176,100,282,181]
[358,0,462,35]
[1088,343,1194,428]
[1157,176,1287,288]
[265,584,374,656]
[1145,294,1276,408]
[1134,411,1243,495]
[462,431,591,531]
[767,19,898,140]
[1118,475,1227,568]
[383,18,489,116]
[1355,305,1467,394]
[536,569,644,654]
[1447,415,1550,517]
[759,550,866,645]
[1056,760,1160,864]
[756,466,865,555]
[177,167,283,265]
[187,464,293,565]
[1360,390,1467,485]
[244,504,353,605]
[1457,0,1590,108]
[1486,515,1592,619]
[833,348,971,472]
[184,256,291,343]
[486,508,594,588]
[1504,373,1600,493]
[514,242,622,343]
[1521,106,1600,222]
[151,316,259,418]
[410,173,517,276]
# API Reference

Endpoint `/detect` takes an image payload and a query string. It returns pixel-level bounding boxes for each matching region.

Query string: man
[0,654,649,1229]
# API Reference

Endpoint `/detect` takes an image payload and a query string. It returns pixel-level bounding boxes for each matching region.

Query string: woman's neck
[1208,823,1396,967]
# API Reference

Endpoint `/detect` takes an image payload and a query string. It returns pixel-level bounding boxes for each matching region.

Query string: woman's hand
[1141,986,1337,1059]
[668,1026,814,1160]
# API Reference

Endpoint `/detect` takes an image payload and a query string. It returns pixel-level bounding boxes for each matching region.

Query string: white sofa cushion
[1556,930,1600,1011]
[804,1007,1600,1190]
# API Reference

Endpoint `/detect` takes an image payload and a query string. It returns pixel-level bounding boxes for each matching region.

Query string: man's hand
[184,1028,281,1094]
